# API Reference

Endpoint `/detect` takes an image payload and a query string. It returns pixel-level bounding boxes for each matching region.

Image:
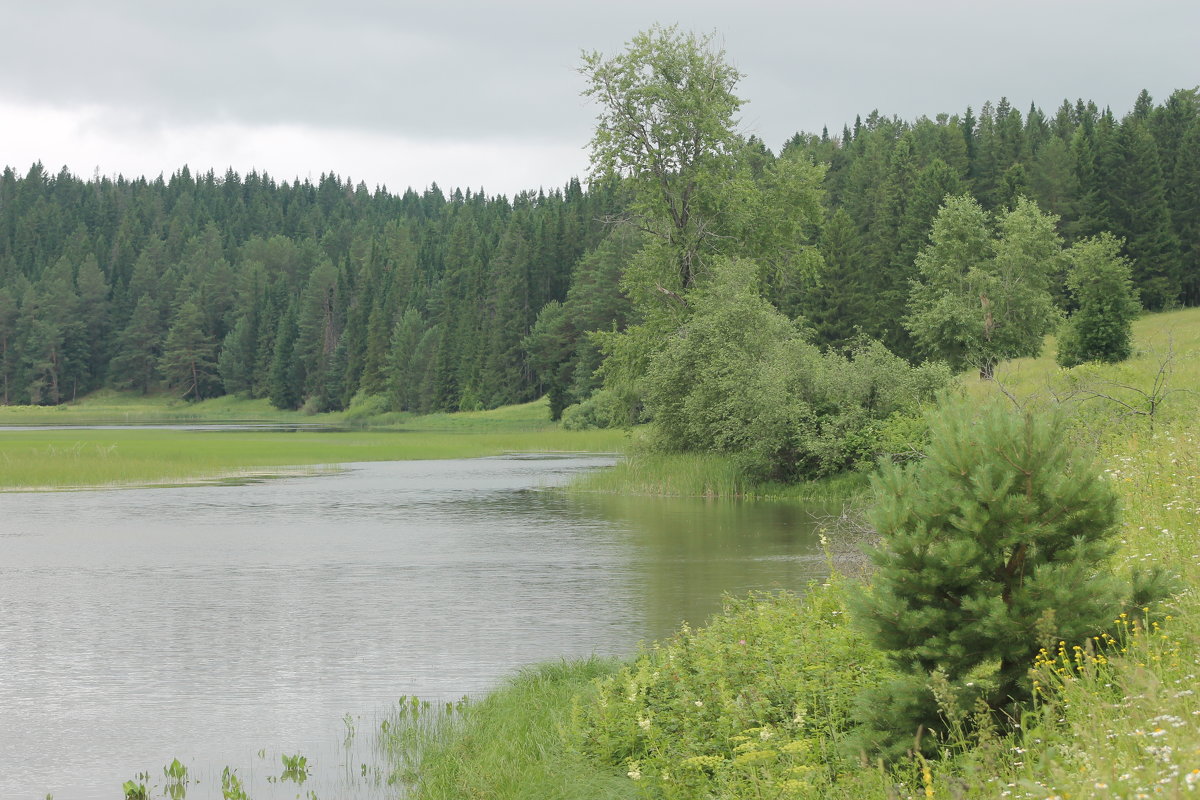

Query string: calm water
[0,455,830,799]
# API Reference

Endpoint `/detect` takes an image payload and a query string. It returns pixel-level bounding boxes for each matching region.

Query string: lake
[0,454,832,799]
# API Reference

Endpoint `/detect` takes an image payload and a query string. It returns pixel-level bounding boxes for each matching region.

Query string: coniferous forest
[1,86,1197,417]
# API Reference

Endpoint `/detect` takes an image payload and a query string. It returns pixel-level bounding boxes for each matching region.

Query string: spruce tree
[851,402,1127,757]
[1100,118,1180,308]
[267,302,303,410]
[110,294,164,394]
[1170,120,1200,304]
[0,288,17,404]
[159,299,218,401]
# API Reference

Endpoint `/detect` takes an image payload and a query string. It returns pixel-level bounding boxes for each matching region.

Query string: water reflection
[576,494,831,637]
[0,456,830,799]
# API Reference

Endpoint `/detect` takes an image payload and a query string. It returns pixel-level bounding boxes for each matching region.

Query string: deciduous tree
[906,196,1061,378]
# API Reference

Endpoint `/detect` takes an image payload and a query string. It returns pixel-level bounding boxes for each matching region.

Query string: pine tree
[851,402,1127,757]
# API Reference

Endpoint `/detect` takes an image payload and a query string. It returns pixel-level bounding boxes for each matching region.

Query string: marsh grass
[571,450,867,500]
[0,397,627,490]
[0,389,313,424]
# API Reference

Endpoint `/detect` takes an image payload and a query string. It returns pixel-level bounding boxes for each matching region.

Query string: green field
[0,397,627,490]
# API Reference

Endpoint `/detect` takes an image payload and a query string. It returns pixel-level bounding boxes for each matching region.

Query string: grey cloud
[3,0,1197,152]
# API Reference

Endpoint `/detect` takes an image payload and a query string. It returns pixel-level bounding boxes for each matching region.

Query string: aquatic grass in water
[0,409,626,490]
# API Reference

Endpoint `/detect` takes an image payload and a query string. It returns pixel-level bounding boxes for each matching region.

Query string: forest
[1,68,1197,442]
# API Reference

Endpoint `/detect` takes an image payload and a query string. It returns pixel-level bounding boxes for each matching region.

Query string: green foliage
[581,24,743,291]
[576,585,893,798]
[1057,233,1141,367]
[159,299,219,401]
[525,228,638,420]
[279,752,308,783]
[121,779,148,800]
[641,258,949,481]
[220,766,250,800]
[851,401,1128,757]
[561,387,634,430]
[386,659,632,800]
[906,196,1062,378]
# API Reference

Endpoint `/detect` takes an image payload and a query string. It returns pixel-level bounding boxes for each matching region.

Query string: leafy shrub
[342,390,391,422]
[641,264,951,482]
[562,388,640,430]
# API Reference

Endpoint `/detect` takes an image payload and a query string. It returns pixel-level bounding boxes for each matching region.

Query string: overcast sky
[2,0,1196,197]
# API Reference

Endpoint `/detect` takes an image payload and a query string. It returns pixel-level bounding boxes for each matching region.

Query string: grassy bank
[387,660,633,800]
[569,450,869,500]
[0,397,627,490]
[387,307,1200,799]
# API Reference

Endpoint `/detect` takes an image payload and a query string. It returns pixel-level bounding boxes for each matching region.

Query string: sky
[2,0,1196,197]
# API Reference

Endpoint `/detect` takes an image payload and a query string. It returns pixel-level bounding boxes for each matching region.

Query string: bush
[640,259,950,482]
[341,391,391,422]
[562,388,639,430]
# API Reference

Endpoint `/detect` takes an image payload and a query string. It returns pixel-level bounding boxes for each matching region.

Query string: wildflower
[627,763,641,780]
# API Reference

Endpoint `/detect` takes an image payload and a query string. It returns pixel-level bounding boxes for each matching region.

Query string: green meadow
[0,397,627,490]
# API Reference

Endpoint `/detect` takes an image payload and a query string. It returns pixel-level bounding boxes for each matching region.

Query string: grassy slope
[388,307,1200,799]
[0,396,627,490]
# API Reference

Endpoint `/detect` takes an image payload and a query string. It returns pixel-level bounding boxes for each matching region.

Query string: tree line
[1,78,1196,418]
[0,167,619,409]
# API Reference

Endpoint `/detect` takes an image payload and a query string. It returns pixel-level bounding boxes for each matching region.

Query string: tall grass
[571,450,867,500]
[383,659,633,800]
